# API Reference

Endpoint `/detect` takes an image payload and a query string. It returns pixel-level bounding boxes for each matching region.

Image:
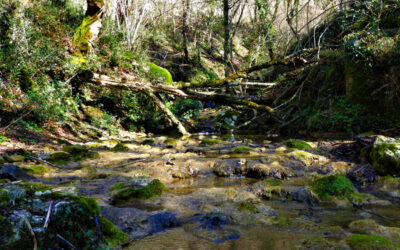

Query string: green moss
[300,236,338,249]
[70,195,100,215]
[111,182,126,191]
[4,154,25,162]
[311,174,355,200]
[287,150,314,165]
[346,234,400,250]
[264,178,283,187]
[141,139,155,145]
[347,192,374,206]
[62,145,89,155]
[19,182,51,195]
[48,151,71,162]
[200,139,221,146]
[146,62,173,83]
[22,165,50,175]
[111,143,130,152]
[270,216,293,228]
[237,201,257,213]
[80,166,97,174]
[233,146,252,154]
[283,139,312,150]
[164,138,178,145]
[73,16,97,55]
[111,179,168,204]
[98,216,130,247]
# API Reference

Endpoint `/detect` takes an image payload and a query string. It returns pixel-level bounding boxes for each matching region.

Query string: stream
[19,134,400,249]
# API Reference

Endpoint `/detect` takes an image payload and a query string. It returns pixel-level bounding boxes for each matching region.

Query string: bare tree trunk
[223,0,231,76]
[182,0,190,63]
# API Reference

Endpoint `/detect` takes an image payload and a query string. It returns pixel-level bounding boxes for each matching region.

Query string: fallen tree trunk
[171,49,317,89]
[89,74,280,120]
[145,90,190,136]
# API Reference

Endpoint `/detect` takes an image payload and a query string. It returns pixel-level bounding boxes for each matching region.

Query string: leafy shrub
[170,98,201,121]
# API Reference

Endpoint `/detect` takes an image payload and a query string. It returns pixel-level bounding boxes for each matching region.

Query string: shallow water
[31,135,400,249]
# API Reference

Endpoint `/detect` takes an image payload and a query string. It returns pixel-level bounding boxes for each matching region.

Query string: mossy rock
[141,139,155,145]
[346,234,400,250]
[299,236,338,249]
[111,179,168,204]
[200,139,221,146]
[111,143,130,152]
[62,145,89,155]
[4,154,25,163]
[59,145,99,161]
[287,150,315,165]
[233,146,252,154]
[283,139,312,150]
[270,216,293,228]
[98,216,130,247]
[146,62,173,83]
[48,151,71,162]
[370,136,400,176]
[21,164,50,175]
[237,201,257,213]
[164,138,178,145]
[311,174,355,200]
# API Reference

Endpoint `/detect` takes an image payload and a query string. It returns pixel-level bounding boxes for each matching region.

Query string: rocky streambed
[1,134,400,249]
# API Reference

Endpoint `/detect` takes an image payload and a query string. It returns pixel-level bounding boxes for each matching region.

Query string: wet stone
[0,164,29,180]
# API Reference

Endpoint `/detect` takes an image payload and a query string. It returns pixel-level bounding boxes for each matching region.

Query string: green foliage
[169,98,201,121]
[0,135,9,143]
[346,234,400,250]
[311,174,355,200]
[214,109,240,131]
[146,62,173,83]
[300,97,380,133]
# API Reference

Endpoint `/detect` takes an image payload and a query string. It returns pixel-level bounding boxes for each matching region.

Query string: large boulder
[370,136,400,176]
[0,164,28,180]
